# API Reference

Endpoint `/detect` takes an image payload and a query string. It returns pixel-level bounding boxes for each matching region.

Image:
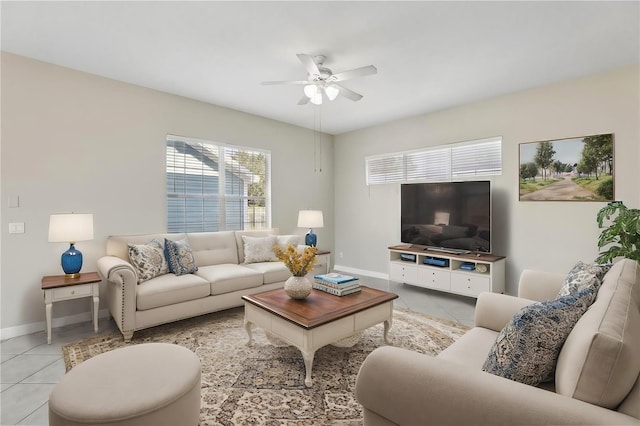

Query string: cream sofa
[97,229,296,341]
[356,259,640,425]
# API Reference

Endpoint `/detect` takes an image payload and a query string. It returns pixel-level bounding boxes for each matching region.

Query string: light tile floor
[0,275,475,425]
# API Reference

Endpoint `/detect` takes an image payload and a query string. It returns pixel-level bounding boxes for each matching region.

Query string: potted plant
[596,201,640,264]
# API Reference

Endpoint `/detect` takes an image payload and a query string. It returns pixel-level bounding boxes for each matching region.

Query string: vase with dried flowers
[273,244,318,299]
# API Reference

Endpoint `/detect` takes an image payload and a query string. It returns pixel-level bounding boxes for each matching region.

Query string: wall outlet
[339,252,344,259]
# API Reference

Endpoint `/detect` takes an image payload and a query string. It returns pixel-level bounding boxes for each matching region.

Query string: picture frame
[519,133,614,201]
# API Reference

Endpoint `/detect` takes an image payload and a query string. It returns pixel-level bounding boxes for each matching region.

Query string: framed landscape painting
[519,133,614,201]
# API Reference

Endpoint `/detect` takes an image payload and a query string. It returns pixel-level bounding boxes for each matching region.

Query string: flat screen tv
[401,181,491,253]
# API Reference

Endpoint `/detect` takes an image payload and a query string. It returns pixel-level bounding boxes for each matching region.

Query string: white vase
[284,276,312,299]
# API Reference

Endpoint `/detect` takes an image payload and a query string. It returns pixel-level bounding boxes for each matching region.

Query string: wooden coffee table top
[242,286,398,329]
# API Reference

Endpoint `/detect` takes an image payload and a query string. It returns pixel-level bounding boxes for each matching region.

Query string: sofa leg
[122,330,134,342]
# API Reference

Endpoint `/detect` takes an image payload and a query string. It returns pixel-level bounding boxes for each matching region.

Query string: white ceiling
[2,1,639,135]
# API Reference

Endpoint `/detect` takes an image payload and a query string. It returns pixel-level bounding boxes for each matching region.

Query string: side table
[41,272,101,344]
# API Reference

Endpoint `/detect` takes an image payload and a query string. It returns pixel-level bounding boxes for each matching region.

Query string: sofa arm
[356,346,639,426]
[518,269,564,301]
[97,256,138,340]
[474,292,536,331]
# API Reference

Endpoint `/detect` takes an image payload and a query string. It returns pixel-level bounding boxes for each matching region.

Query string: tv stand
[388,245,505,298]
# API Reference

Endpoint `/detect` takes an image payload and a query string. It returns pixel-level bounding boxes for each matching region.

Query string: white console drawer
[451,273,490,297]
[418,268,450,290]
[390,262,417,284]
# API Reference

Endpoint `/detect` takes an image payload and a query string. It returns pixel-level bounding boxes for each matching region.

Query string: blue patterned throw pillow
[558,261,611,297]
[164,238,198,276]
[482,287,595,386]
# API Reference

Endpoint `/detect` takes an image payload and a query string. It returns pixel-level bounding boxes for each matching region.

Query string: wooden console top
[242,286,398,329]
[388,244,505,262]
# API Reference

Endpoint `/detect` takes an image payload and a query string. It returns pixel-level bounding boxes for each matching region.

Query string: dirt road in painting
[520,176,595,201]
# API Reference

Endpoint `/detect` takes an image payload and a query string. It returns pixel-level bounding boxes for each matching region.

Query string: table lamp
[298,210,323,247]
[48,213,94,278]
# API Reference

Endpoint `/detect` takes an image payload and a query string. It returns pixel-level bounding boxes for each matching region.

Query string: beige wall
[333,65,640,294]
[0,53,334,335]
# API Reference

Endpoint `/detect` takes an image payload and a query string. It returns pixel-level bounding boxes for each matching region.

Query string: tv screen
[401,181,491,253]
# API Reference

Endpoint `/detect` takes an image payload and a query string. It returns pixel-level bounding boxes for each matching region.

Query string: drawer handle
[71,290,75,295]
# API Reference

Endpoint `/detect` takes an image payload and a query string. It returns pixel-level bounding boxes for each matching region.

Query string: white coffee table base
[244,301,393,387]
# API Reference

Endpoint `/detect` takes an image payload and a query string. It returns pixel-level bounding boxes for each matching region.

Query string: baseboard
[0,308,111,341]
[332,264,389,280]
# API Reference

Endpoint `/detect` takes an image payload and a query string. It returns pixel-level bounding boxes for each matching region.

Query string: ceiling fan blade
[335,84,363,102]
[297,96,310,105]
[261,80,309,85]
[296,53,320,76]
[330,65,377,82]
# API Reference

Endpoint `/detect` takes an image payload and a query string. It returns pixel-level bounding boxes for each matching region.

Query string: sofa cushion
[164,238,198,275]
[242,235,278,263]
[437,327,499,370]
[127,239,169,284]
[195,264,263,295]
[187,231,238,266]
[482,288,595,386]
[558,261,611,297]
[244,262,290,284]
[136,273,210,310]
[556,258,640,409]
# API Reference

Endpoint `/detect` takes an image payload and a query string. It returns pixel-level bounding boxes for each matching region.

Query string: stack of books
[313,273,361,296]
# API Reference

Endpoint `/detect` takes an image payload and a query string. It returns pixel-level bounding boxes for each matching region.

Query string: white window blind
[365,136,502,185]
[365,154,404,185]
[451,138,502,177]
[166,135,271,233]
[405,148,451,182]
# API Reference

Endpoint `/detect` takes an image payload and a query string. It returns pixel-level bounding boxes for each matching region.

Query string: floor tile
[22,359,65,384]
[0,383,55,425]
[0,333,46,356]
[17,402,49,425]
[0,355,60,384]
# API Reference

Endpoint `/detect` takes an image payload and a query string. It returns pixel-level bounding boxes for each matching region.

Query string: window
[365,136,502,185]
[166,135,271,233]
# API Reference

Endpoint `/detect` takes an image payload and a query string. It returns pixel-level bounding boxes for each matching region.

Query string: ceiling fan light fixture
[324,85,339,101]
[303,84,318,99]
[310,92,323,105]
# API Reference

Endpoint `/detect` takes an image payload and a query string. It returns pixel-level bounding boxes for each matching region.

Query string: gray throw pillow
[482,287,596,386]
[128,239,169,284]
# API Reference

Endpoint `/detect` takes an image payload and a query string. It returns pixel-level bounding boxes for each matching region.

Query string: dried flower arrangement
[273,244,318,277]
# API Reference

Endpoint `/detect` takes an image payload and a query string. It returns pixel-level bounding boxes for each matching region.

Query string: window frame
[166,134,271,233]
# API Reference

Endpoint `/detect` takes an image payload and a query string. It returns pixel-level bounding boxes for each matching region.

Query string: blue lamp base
[61,243,83,278]
[305,229,317,247]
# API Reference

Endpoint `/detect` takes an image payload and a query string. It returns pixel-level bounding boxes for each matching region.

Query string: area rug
[62,307,469,425]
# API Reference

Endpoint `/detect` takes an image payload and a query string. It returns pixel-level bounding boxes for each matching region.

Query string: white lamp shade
[297,210,324,228]
[48,214,94,243]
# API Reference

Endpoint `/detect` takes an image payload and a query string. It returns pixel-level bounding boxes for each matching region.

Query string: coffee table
[242,286,398,387]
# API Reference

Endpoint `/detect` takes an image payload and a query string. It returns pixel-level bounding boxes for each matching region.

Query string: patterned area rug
[62,307,469,425]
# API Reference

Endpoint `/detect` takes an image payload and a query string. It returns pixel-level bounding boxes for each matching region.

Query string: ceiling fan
[261,53,377,105]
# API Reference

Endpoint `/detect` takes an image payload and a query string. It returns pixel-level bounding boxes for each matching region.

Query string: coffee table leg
[302,350,315,387]
[244,321,253,345]
[383,319,392,344]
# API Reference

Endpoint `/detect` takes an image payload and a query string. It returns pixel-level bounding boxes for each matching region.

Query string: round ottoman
[49,343,201,426]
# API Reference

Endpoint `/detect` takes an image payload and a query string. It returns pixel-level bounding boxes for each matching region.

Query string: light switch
[9,222,25,234]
